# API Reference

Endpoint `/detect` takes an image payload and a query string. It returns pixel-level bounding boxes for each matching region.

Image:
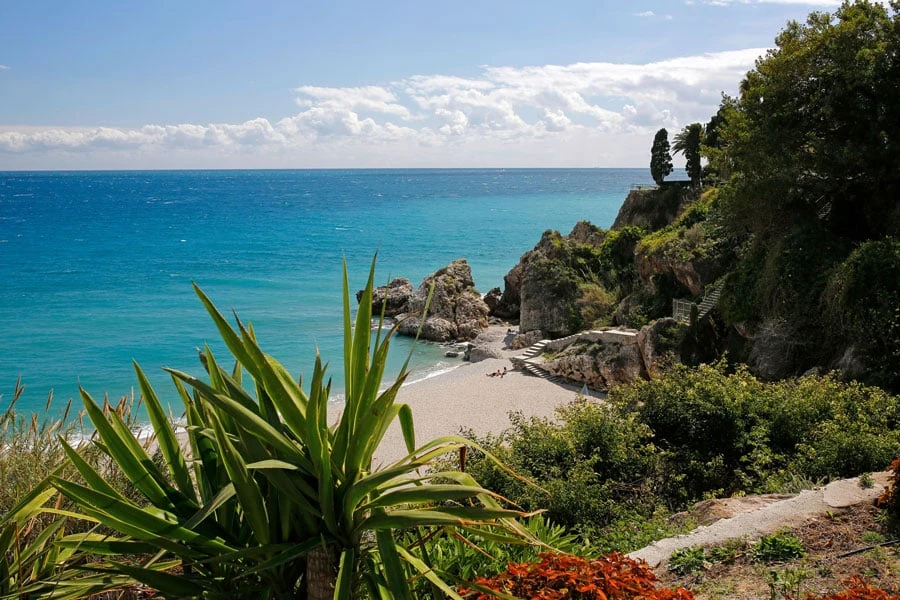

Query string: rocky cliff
[612,184,690,232]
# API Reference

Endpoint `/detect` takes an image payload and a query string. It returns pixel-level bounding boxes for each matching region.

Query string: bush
[460,401,659,535]
[611,362,769,503]
[750,531,806,563]
[404,515,595,597]
[611,363,900,501]
[577,282,618,328]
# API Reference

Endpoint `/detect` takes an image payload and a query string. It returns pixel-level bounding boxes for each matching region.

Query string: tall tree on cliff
[673,123,704,188]
[650,128,674,186]
[721,0,900,240]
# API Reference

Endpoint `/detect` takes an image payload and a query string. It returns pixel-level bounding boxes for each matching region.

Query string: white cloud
[0,48,767,167]
[0,64,9,70]
[635,10,656,17]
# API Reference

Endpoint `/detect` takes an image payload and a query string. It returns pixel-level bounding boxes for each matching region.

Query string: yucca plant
[0,481,138,600]
[52,259,532,599]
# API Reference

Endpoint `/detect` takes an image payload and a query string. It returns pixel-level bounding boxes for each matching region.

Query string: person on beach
[501,367,507,378]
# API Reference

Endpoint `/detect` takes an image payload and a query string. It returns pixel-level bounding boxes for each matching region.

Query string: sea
[0,169,656,421]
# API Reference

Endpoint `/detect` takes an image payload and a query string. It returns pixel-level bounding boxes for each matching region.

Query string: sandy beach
[357,325,586,466]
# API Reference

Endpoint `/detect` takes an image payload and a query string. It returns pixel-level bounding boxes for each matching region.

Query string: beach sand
[337,325,586,466]
[147,326,585,467]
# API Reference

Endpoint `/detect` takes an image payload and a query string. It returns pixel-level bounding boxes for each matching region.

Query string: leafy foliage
[750,531,806,563]
[722,1,900,240]
[459,361,899,557]
[824,238,900,391]
[459,552,695,600]
[402,515,595,598]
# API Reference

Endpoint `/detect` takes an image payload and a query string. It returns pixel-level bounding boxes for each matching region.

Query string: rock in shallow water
[356,277,413,317]
[396,259,489,342]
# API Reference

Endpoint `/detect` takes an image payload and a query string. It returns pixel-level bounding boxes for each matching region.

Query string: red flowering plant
[459,552,695,600]
[806,575,900,600]
[876,457,900,518]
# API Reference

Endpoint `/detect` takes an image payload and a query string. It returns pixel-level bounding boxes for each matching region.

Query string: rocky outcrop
[498,225,607,338]
[542,331,647,389]
[636,318,686,377]
[357,277,413,317]
[397,259,489,342]
[518,255,578,337]
[484,287,502,314]
[612,186,688,232]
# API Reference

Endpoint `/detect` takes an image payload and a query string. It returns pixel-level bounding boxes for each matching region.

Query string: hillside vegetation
[497,0,899,393]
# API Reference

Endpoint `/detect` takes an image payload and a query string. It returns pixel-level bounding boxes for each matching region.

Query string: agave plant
[0,481,138,600]
[52,259,531,599]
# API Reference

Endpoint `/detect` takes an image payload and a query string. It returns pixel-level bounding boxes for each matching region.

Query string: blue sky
[0,0,843,169]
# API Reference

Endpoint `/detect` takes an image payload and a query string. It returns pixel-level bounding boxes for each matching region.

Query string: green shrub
[668,539,744,576]
[772,376,900,479]
[460,400,659,535]
[668,546,708,576]
[611,363,900,501]
[576,282,618,328]
[750,531,805,563]
[612,362,769,503]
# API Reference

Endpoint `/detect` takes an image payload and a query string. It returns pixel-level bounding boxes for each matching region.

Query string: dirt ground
[657,503,900,599]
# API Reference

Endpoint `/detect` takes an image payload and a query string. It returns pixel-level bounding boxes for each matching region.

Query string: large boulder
[397,259,489,342]
[494,223,608,337]
[357,277,413,317]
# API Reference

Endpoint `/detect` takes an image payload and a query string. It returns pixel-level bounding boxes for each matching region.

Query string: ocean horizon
[0,168,663,421]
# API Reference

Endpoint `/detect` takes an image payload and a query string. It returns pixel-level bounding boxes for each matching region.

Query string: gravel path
[629,472,890,567]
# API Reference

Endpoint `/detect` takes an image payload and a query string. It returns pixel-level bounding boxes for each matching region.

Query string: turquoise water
[0,169,653,418]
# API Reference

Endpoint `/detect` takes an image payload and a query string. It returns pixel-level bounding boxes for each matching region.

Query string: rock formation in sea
[396,259,489,342]
[357,277,413,317]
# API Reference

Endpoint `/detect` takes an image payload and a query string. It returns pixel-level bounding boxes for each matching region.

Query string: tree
[722,0,900,240]
[650,128,673,186]
[673,123,704,188]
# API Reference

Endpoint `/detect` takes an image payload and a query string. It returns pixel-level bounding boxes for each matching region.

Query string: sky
[0,0,845,170]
